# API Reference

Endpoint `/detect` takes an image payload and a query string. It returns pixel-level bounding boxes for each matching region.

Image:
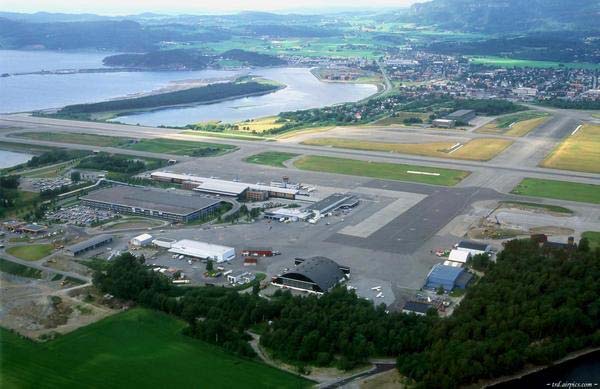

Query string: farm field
[294,155,470,186]
[301,137,513,161]
[0,308,311,389]
[235,116,285,133]
[6,244,53,261]
[124,138,237,157]
[511,178,600,204]
[477,111,550,136]
[540,124,600,173]
[468,56,600,70]
[245,151,299,167]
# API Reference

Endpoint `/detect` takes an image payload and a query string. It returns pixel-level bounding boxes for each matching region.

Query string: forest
[93,237,599,386]
[539,99,600,110]
[55,81,280,116]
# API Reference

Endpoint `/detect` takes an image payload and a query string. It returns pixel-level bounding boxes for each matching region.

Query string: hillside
[408,0,600,32]
[103,49,210,70]
[103,48,285,70]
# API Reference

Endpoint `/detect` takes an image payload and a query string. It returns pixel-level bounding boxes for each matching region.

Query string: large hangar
[272,257,347,294]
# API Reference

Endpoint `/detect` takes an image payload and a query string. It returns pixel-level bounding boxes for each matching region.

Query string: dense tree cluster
[540,99,600,110]
[94,238,600,386]
[260,289,433,370]
[103,49,210,70]
[220,49,286,66]
[76,153,164,174]
[26,149,89,168]
[93,253,432,368]
[397,239,600,388]
[57,82,279,115]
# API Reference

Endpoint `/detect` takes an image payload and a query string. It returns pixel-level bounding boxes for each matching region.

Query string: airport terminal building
[81,186,222,223]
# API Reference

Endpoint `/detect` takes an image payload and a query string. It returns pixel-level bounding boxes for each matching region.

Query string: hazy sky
[3,0,422,15]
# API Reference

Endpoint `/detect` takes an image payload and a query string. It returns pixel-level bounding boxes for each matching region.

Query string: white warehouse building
[130,233,153,247]
[168,239,235,263]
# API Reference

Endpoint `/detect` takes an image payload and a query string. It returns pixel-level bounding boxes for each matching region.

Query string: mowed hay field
[477,111,550,137]
[541,124,600,173]
[294,155,470,186]
[0,308,311,389]
[235,116,285,133]
[302,137,513,161]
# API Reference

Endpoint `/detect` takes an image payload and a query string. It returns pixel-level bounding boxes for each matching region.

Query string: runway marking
[406,170,441,176]
[448,144,464,154]
[571,125,582,136]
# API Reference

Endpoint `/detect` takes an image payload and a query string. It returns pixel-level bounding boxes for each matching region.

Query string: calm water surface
[0,149,33,168]
[0,50,377,126]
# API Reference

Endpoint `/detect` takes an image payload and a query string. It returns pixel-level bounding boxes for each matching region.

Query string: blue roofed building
[425,263,472,291]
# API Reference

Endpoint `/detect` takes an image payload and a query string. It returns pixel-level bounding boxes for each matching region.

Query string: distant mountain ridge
[408,0,600,32]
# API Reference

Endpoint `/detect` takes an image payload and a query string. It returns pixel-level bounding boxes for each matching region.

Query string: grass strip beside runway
[294,155,470,186]
[511,178,600,204]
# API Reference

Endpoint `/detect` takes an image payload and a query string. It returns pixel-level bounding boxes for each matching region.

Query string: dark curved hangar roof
[280,256,345,293]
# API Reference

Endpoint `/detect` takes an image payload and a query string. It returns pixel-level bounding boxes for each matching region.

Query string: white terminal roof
[448,249,470,264]
[132,233,153,241]
[168,239,234,259]
[152,171,299,196]
[195,180,249,196]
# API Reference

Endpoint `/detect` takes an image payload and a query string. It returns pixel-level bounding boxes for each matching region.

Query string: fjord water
[113,67,378,126]
[0,150,33,168]
[0,50,377,126]
[0,50,239,113]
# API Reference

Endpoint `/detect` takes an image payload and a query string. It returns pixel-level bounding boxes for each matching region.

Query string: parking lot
[46,205,117,226]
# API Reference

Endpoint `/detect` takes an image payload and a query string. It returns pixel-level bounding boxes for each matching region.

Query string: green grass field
[469,56,600,70]
[511,178,600,204]
[15,132,131,147]
[6,244,53,261]
[123,138,237,157]
[12,132,237,157]
[582,231,600,250]
[498,201,573,214]
[294,155,470,186]
[245,151,299,167]
[0,258,43,278]
[0,308,311,389]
